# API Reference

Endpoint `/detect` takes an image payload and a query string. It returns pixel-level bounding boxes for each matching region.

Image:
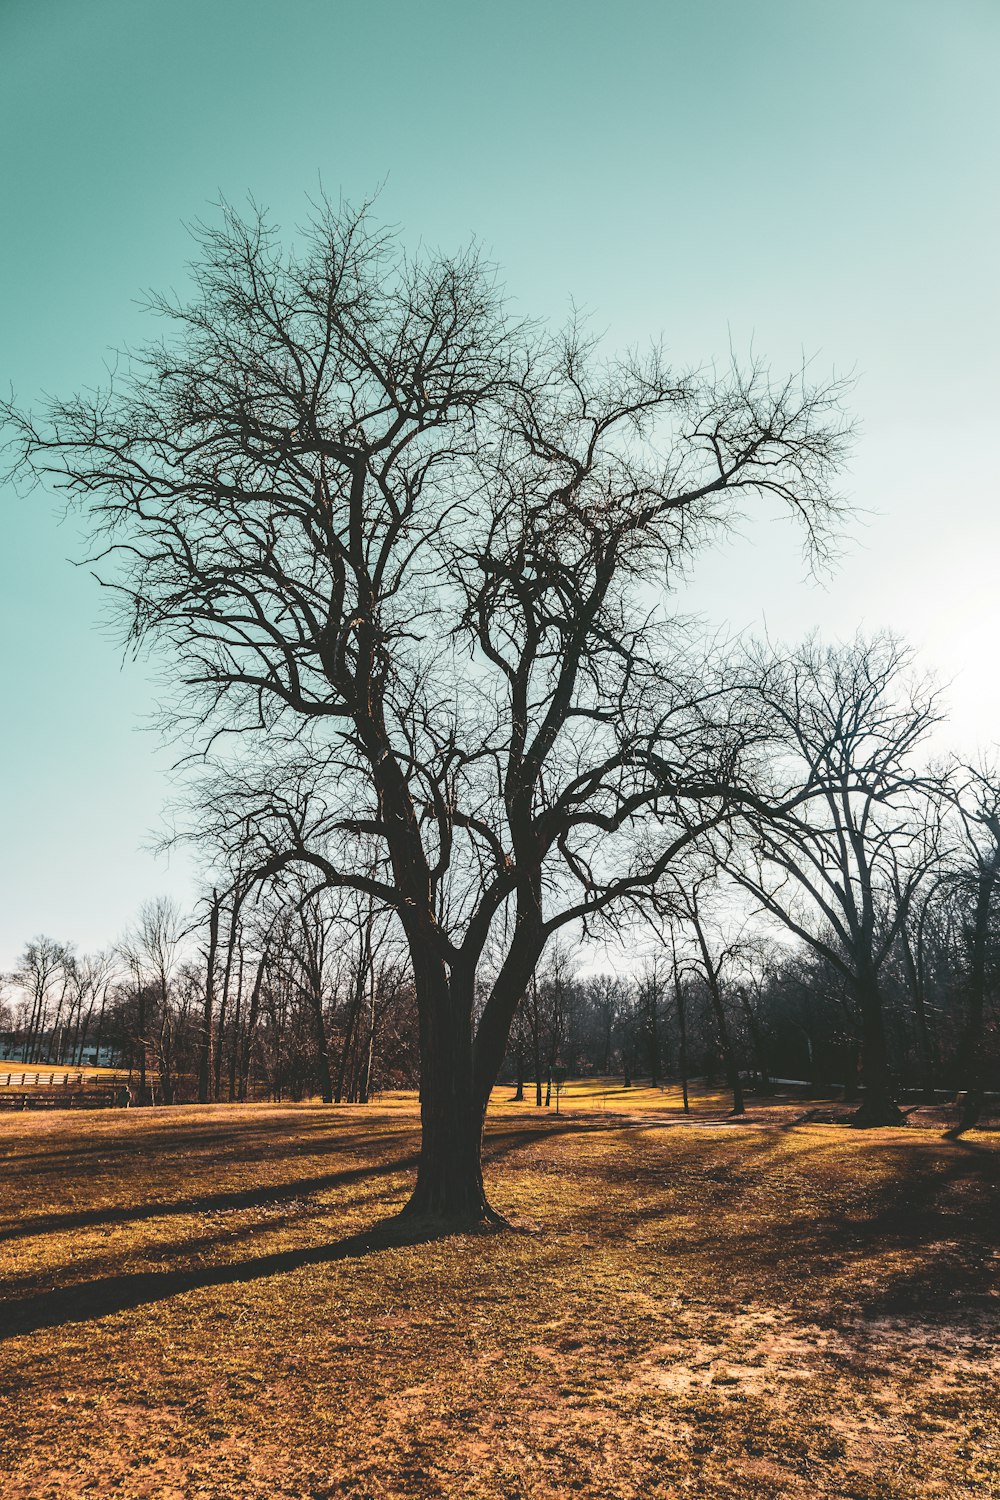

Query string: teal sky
[2,0,998,967]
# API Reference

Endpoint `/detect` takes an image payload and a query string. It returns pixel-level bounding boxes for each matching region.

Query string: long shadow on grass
[1,1119,420,1177]
[0,1120,594,1246]
[1,1121,602,1338]
[0,1215,483,1340]
[589,1125,1000,1319]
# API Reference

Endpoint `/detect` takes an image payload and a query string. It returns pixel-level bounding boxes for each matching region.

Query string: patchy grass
[1,1082,998,1498]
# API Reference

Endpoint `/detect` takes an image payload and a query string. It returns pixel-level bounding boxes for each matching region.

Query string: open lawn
[1,1083,998,1498]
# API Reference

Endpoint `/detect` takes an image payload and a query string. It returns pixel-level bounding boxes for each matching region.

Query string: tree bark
[400,963,501,1225]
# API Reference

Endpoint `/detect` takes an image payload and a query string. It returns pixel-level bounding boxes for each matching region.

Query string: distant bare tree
[10,937,73,1064]
[721,634,945,1124]
[945,760,1000,1132]
[121,897,187,1103]
[658,868,751,1115]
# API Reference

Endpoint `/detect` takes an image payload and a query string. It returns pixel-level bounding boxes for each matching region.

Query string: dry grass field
[1,1082,998,1498]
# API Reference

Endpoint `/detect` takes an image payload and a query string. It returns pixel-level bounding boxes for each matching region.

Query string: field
[1,1083,998,1499]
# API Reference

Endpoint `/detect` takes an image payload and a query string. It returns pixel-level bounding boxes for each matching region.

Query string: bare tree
[945,760,1000,1133]
[658,868,751,1115]
[721,633,944,1124]
[120,897,187,1104]
[581,972,627,1077]
[10,937,73,1063]
[4,197,849,1222]
[635,956,669,1088]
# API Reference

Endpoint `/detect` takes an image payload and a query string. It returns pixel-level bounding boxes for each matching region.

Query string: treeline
[4,681,998,1126]
[0,894,418,1105]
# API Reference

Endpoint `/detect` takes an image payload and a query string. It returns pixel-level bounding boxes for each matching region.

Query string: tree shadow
[0,1150,422,1244]
[585,1125,1000,1321]
[0,1214,482,1342]
[0,1119,596,1247]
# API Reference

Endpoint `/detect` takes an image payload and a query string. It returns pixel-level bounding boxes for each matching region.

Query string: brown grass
[1,1081,998,1498]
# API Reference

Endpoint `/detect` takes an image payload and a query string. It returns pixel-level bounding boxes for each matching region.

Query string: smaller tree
[722,633,945,1124]
[658,868,752,1115]
[945,761,1000,1132]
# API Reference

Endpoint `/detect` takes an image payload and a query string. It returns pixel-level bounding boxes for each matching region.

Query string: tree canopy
[4,197,853,1220]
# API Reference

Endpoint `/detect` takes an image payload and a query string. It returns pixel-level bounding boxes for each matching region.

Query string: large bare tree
[4,197,849,1223]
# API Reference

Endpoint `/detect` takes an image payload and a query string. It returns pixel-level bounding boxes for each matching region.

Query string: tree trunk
[400,963,500,1225]
[899,922,937,1104]
[404,1090,492,1223]
[199,892,220,1105]
[739,990,772,1093]
[706,988,744,1117]
[311,989,334,1104]
[842,1033,861,1103]
[239,947,268,1102]
[852,970,904,1126]
[530,978,543,1107]
[674,972,690,1115]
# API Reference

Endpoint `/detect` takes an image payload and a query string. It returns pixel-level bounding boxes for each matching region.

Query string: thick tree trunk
[400,964,500,1225]
[842,1035,861,1103]
[403,1090,494,1223]
[852,971,904,1126]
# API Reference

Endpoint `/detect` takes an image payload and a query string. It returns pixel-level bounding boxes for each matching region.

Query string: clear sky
[1,0,998,969]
